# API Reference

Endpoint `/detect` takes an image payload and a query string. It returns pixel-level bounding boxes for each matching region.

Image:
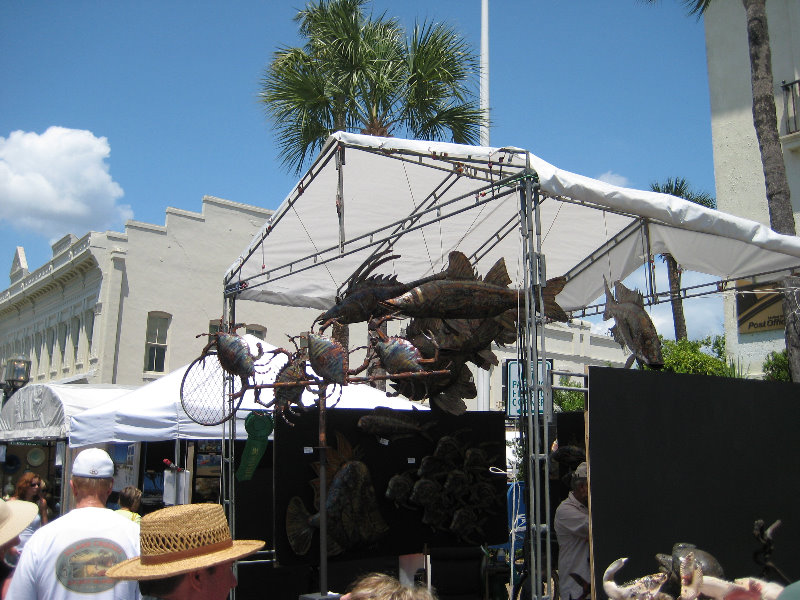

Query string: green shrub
[762,350,790,382]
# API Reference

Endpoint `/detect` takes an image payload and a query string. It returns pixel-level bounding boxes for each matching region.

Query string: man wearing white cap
[8,448,141,600]
[554,461,590,600]
[107,503,264,600]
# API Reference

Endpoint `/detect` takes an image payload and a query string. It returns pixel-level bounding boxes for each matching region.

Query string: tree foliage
[762,349,790,382]
[553,375,586,412]
[647,335,745,377]
[261,0,484,174]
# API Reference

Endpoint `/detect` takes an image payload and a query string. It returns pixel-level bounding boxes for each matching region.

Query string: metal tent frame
[218,133,800,600]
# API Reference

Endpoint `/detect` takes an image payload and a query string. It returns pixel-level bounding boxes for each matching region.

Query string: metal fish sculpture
[285,460,388,556]
[603,278,664,369]
[382,251,569,322]
[357,407,435,441]
[314,249,450,330]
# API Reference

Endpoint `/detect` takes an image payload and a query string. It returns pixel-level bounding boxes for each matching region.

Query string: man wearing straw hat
[107,503,264,600]
[9,448,141,600]
[0,497,38,596]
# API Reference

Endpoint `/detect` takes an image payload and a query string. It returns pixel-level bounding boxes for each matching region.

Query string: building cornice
[0,235,98,317]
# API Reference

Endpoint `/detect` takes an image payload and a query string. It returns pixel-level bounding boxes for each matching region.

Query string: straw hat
[0,498,38,547]
[106,504,264,580]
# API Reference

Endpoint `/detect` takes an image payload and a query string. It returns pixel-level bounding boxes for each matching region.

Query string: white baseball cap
[72,448,114,478]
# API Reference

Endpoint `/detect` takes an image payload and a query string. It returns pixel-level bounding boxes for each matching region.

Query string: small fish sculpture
[314,249,451,330]
[357,406,434,442]
[603,278,664,369]
[285,460,388,556]
[382,251,569,322]
[385,471,416,508]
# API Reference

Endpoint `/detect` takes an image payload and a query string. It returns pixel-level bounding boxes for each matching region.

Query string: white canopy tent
[0,383,137,441]
[225,132,800,314]
[69,335,426,447]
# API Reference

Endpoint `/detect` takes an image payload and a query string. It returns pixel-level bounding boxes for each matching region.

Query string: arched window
[144,312,171,373]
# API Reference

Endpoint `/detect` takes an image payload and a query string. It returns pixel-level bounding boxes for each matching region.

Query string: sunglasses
[29,482,41,487]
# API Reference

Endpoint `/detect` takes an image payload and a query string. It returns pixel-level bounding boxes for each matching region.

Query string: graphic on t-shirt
[55,538,128,593]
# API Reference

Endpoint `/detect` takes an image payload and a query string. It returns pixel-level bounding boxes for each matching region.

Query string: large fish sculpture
[382,251,569,322]
[286,460,388,556]
[603,278,664,369]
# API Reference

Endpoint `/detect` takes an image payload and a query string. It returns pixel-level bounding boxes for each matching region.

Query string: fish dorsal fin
[483,258,512,287]
[445,251,476,280]
[614,280,644,307]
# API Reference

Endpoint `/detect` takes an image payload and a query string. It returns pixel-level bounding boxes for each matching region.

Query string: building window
[71,316,81,365]
[46,328,55,372]
[245,325,266,340]
[208,320,222,335]
[144,312,171,372]
[58,323,68,370]
[85,310,95,357]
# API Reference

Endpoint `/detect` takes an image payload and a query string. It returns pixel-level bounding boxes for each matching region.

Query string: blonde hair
[346,573,437,600]
[71,476,113,498]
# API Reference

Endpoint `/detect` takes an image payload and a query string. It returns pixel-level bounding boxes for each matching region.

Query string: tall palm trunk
[740,0,800,380]
[666,255,688,340]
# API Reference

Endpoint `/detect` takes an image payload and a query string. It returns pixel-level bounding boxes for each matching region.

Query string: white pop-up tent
[0,383,137,442]
[224,132,800,314]
[69,335,426,447]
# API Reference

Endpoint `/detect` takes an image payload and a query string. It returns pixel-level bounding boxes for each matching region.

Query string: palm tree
[261,0,485,174]
[646,0,800,379]
[651,178,715,340]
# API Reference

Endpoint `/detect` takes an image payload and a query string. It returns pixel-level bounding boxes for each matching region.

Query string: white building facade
[0,196,275,386]
[704,0,800,373]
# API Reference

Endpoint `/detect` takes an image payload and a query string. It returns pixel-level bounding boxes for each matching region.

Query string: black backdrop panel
[274,408,508,565]
[588,366,800,595]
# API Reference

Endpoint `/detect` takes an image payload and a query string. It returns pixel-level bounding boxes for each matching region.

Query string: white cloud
[0,127,132,241]
[596,170,630,187]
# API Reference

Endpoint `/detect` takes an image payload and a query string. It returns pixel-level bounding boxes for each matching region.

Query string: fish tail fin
[286,496,314,555]
[483,258,512,287]
[445,251,477,280]
[542,276,569,322]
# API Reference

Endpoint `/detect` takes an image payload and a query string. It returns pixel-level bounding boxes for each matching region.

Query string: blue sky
[0,1,723,339]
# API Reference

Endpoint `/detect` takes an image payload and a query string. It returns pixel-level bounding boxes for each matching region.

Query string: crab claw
[604,558,630,600]
[680,552,703,600]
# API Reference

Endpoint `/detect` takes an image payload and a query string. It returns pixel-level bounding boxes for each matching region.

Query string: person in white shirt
[554,461,590,600]
[8,448,141,600]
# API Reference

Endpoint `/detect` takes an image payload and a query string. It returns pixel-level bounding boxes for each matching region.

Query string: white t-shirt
[8,506,141,600]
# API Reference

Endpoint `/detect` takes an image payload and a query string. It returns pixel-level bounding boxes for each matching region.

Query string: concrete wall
[705,0,800,373]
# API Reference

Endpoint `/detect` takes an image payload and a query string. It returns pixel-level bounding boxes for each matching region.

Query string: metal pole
[318,388,329,596]
[480,0,490,146]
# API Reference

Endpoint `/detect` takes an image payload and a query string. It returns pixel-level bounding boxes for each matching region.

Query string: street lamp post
[1,356,32,404]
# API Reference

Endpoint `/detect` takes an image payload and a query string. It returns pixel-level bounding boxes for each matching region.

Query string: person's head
[14,472,43,501]
[342,573,437,600]
[0,498,38,553]
[106,503,265,600]
[70,448,115,503]
[571,461,588,506]
[118,486,142,513]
